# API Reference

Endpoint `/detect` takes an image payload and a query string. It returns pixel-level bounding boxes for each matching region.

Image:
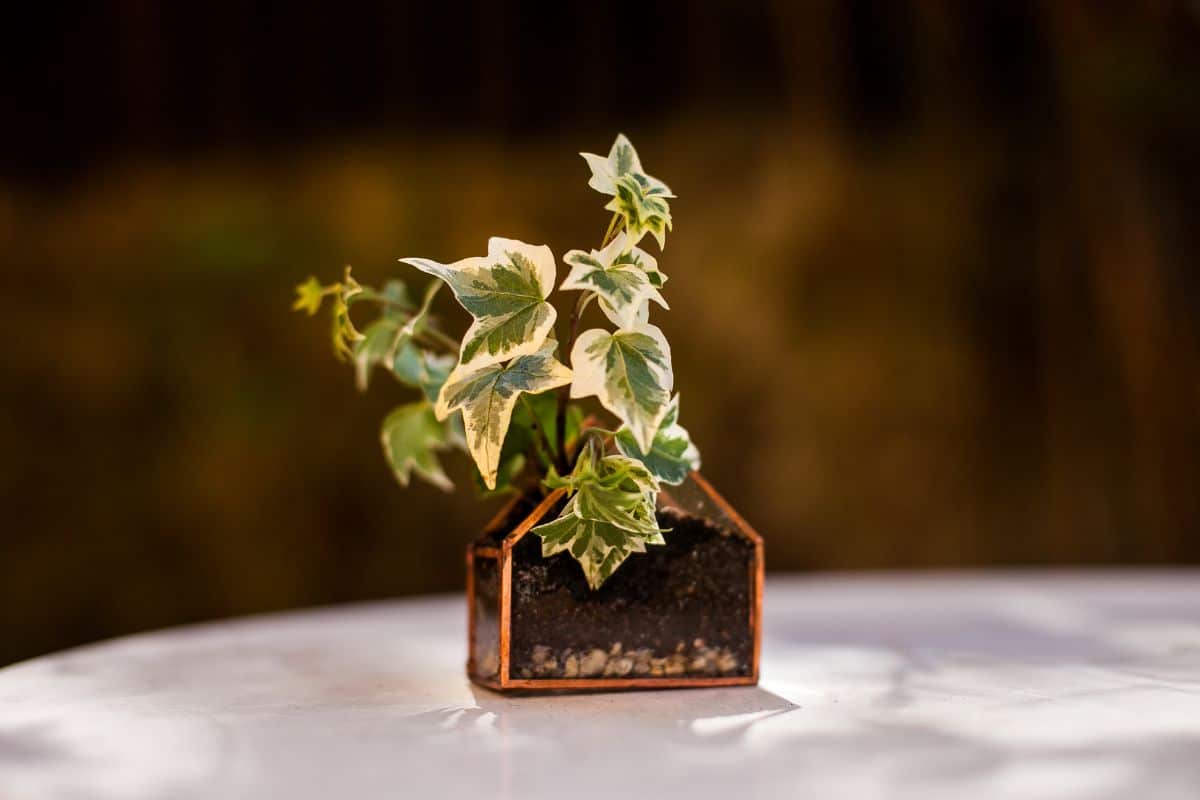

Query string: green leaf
[615,394,700,485]
[561,232,668,328]
[400,237,557,370]
[380,401,454,492]
[435,341,572,490]
[580,134,675,250]
[569,323,673,454]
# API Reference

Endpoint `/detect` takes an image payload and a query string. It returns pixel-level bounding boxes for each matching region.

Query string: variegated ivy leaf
[615,394,700,485]
[353,281,446,393]
[435,342,572,490]
[532,449,665,589]
[580,134,675,250]
[607,174,673,250]
[561,232,668,329]
[573,456,661,537]
[581,133,674,198]
[400,238,557,370]
[533,497,666,589]
[380,401,454,492]
[569,323,673,454]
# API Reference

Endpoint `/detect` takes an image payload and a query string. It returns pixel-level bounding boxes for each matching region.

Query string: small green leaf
[293,276,328,315]
[561,232,668,328]
[380,401,454,492]
[615,394,700,485]
[400,238,557,370]
[435,341,572,490]
[569,323,673,453]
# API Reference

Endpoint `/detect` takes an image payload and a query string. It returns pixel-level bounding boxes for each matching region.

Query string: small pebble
[563,654,580,678]
[580,648,607,677]
[715,650,738,674]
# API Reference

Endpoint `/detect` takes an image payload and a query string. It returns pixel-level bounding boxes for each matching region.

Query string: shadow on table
[432,683,802,746]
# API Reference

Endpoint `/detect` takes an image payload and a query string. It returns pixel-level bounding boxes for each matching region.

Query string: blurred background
[4,2,1199,666]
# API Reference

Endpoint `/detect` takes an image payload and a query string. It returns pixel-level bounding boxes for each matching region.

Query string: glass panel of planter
[467,472,763,692]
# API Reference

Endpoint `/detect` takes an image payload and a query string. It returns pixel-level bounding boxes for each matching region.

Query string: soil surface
[487,497,756,681]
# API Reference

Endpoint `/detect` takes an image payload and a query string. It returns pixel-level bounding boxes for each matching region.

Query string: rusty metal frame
[466,472,763,692]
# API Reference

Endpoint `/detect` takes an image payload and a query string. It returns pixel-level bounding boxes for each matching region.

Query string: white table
[2,571,1198,799]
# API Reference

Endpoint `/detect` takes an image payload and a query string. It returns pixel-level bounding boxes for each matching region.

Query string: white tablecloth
[2,571,1198,799]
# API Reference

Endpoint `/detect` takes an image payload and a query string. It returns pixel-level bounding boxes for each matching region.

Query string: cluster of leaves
[294,134,701,588]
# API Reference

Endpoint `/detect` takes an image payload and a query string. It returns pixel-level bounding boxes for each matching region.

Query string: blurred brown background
[3,2,1199,666]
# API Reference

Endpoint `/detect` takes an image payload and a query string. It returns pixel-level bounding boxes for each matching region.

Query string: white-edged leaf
[615,394,700,485]
[580,134,674,199]
[380,401,454,492]
[435,342,572,489]
[580,134,675,250]
[606,174,673,250]
[533,448,667,588]
[569,323,673,453]
[400,237,557,370]
[533,496,662,590]
[560,232,668,328]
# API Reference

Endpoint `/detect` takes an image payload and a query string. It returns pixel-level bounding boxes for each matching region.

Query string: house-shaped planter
[467,472,763,692]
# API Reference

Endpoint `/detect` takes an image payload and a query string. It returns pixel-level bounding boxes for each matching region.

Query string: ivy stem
[600,211,623,248]
[419,325,461,354]
[575,426,617,454]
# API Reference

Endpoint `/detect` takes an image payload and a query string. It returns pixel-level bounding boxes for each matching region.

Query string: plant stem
[419,325,461,354]
[601,211,623,248]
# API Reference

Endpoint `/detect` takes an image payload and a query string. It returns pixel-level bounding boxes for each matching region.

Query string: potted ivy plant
[295,135,763,691]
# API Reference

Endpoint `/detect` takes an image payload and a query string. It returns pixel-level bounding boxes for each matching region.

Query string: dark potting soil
[486,497,756,681]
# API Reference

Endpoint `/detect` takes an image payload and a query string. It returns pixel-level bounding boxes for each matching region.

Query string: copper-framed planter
[467,472,763,692]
